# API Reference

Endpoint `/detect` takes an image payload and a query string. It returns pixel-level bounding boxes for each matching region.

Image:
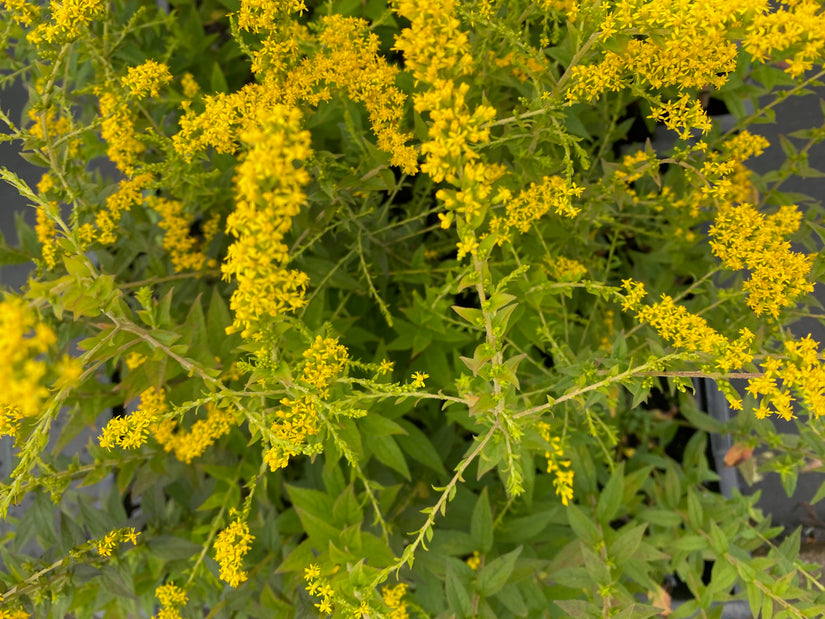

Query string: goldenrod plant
[1,0,825,616]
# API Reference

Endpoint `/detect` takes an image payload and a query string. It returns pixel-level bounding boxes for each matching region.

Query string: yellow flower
[53,355,83,390]
[538,422,574,506]
[152,583,187,619]
[465,551,481,570]
[28,0,105,45]
[220,105,312,340]
[99,387,168,450]
[411,371,429,389]
[378,359,395,375]
[95,527,140,557]
[153,403,236,464]
[382,583,410,619]
[98,91,145,176]
[121,60,173,100]
[214,515,254,588]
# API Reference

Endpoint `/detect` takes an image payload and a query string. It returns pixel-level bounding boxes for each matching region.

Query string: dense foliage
[2,0,825,616]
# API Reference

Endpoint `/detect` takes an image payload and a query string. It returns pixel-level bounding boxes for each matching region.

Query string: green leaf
[780,465,799,497]
[609,523,646,560]
[638,508,682,527]
[368,434,411,480]
[286,485,341,547]
[145,535,202,561]
[567,504,600,546]
[553,599,591,617]
[709,559,737,594]
[332,484,363,527]
[596,462,624,523]
[686,486,703,528]
[664,465,681,509]
[445,559,473,618]
[100,564,136,600]
[471,487,494,553]
[497,510,555,544]
[31,491,57,548]
[496,583,528,617]
[396,420,448,476]
[207,289,234,358]
[708,521,729,554]
[478,546,522,596]
[358,413,406,437]
[276,538,315,574]
[672,535,707,552]
[452,305,484,327]
[210,61,229,92]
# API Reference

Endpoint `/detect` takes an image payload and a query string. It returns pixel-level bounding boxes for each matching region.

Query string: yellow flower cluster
[393,0,473,84]
[614,149,658,185]
[180,72,199,99]
[2,0,39,27]
[236,0,306,35]
[496,175,583,235]
[489,50,547,83]
[148,196,219,272]
[414,81,497,186]
[95,526,140,557]
[300,336,350,397]
[283,15,418,174]
[264,337,349,471]
[0,298,57,438]
[743,0,825,78]
[723,130,770,163]
[98,91,145,175]
[393,0,510,261]
[0,608,29,619]
[537,422,574,506]
[121,60,173,100]
[382,583,410,619]
[748,336,825,421]
[709,202,814,318]
[153,403,235,464]
[96,173,153,245]
[35,201,59,269]
[264,396,318,471]
[636,293,727,355]
[99,386,168,450]
[543,0,580,21]
[620,280,755,386]
[28,0,105,45]
[565,0,749,104]
[125,351,147,370]
[546,256,588,281]
[648,93,713,141]
[152,583,188,619]
[304,564,335,615]
[221,106,312,340]
[214,515,254,588]
[27,107,71,142]
[173,87,251,160]
[465,550,481,570]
